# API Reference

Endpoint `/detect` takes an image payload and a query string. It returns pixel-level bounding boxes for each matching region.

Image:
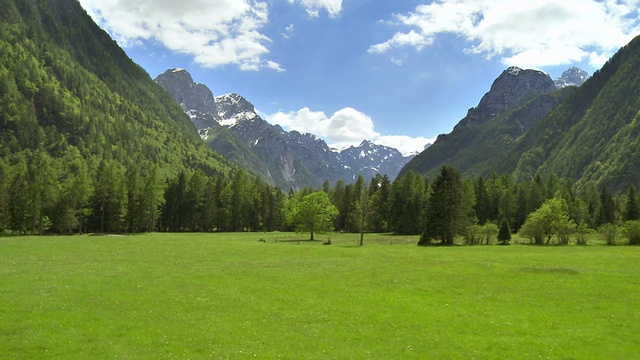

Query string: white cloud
[368,30,433,54]
[282,24,295,39]
[288,0,343,18]
[266,61,286,72]
[267,107,431,155]
[368,0,640,68]
[376,135,435,156]
[78,0,282,71]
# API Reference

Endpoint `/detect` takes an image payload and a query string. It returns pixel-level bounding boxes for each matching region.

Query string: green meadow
[1,233,639,359]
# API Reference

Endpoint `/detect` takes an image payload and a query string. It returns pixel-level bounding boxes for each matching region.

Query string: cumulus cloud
[79,0,284,71]
[368,0,640,68]
[288,0,343,18]
[267,107,431,155]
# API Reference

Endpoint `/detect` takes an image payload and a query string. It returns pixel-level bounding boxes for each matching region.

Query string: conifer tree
[420,166,469,245]
[498,218,511,245]
[624,185,639,221]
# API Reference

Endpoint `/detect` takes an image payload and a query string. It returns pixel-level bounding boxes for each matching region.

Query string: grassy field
[0,232,639,359]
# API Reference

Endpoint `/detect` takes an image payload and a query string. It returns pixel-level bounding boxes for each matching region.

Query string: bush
[623,220,640,245]
[599,223,620,245]
[574,223,594,245]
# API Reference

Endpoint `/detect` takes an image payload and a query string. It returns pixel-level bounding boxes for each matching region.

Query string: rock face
[155,68,413,189]
[455,66,556,130]
[155,69,220,130]
[554,66,590,89]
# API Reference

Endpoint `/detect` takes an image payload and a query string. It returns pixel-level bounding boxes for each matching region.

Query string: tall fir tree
[420,166,469,245]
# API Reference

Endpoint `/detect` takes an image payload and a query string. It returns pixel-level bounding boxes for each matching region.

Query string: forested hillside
[0,0,237,233]
[503,35,640,191]
[403,35,640,193]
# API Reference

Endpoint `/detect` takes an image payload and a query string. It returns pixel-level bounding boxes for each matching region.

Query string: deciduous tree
[291,191,338,241]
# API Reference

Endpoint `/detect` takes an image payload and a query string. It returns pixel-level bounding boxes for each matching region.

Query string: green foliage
[624,185,640,221]
[421,166,471,245]
[622,220,640,245]
[599,223,621,246]
[291,191,338,240]
[519,198,575,245]
[498,218,512,244]
[464,222,499,245]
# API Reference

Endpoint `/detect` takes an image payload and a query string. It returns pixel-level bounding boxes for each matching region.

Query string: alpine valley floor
[1,232,638,358]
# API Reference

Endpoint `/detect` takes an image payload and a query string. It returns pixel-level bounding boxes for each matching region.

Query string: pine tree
[474,176,491,225]
[420,166,469,245]
[624,184,639,221]
[497,218,511,245]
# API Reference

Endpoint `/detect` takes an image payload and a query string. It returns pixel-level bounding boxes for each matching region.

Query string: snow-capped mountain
[340,140,414,181]
[155,68,413,190]
[554,66,590,89]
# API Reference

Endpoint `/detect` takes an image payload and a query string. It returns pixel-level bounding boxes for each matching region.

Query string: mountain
[554,66,590,89]
[452,67,557,131]
[500,35,640,191]
[155,69,414,189]
[340,140,413,181]
[401,66,566,178]
[0,0,235,178]
[403,37,640,192]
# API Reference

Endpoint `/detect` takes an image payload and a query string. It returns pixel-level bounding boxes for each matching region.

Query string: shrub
[623,220,640,245]
[599,223,620,245]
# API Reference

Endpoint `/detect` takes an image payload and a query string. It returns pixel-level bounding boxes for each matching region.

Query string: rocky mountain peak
[155,69,217,115]
[454,67,555,130]
[156,67,415,188]
[554,66,590,89]
[215,93,256,119]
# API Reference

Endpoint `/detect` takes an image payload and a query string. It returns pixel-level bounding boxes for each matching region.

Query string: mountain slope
[504,35,640,191]
[0,0,234,178]
[403,35,640,192]
[400,67,563,178]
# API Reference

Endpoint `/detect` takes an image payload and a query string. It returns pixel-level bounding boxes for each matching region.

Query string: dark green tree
[420,166,469,245]
[497,218,512,245]
[624,185,639,221]
[474,176,491,225]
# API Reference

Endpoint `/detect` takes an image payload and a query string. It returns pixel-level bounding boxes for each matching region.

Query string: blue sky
[79,0,640,155]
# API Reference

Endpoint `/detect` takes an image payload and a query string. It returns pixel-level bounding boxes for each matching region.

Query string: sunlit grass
[0,233,638,358]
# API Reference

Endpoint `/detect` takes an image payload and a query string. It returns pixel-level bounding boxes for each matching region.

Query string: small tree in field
[291,191,338,241]
[497,218,511,245]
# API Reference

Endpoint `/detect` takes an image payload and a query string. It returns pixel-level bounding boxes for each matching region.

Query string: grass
[0,232,639,359]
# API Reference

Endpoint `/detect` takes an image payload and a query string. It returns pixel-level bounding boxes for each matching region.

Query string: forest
[2,154,639,246]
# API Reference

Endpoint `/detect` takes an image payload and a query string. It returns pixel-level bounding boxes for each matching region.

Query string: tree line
[3,149,640,246]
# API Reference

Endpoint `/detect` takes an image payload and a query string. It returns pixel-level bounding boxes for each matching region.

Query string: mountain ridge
[155,68,414,189]
[402,38,640,192]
